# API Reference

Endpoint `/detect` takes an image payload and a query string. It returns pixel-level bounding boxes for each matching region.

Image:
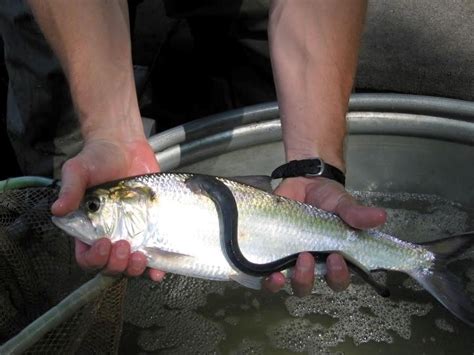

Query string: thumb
[305,178,387,230]
[334,195,387,229]
[51,158,89,216]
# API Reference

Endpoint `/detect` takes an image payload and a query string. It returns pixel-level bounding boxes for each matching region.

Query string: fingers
[262,252,350,296]
[335,198,387,229]
[262,253,316,297]
[75,238,111,270]
[52,158,89,216]
[75,239,162,280]
[262,272,286,293]
[102,240,131,275]
[126,252,148,277]
[290,252,315,297]
[325,253,350,292]
[148,269,166,282]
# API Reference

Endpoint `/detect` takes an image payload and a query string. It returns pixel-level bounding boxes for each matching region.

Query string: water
[120,191,474,354]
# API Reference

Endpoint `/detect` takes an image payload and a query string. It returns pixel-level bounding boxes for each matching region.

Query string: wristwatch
[270,158,346,186]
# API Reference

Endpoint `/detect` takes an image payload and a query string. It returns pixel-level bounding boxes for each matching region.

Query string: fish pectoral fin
[336,251,390,298]
[144,247,230,281]
[227,175,273,193]
[230,273,263,290]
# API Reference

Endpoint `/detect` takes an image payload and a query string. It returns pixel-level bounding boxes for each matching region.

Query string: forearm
[28,0,143,142]
[269,0,367,171]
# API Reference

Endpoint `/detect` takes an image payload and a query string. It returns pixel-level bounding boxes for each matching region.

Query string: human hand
[262,176,387,296]
[52,136,165,281]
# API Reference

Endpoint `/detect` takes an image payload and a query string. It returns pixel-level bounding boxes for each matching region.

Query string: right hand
[263,176,387,296]
[52,135,165,281]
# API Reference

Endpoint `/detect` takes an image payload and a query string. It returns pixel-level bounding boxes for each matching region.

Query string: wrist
[82,112,146,144]
[285,145,345,173]
[271,158,346,186]
[75,77,144,143]
[281,113,347,173]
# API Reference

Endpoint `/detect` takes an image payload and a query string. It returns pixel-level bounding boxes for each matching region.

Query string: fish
[51,172,474,326]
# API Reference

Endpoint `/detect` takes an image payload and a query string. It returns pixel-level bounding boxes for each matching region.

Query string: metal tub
[132,93,474,354]
[153,93,474,205]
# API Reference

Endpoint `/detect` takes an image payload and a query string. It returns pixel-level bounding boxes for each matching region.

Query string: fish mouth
[52,211,98,245]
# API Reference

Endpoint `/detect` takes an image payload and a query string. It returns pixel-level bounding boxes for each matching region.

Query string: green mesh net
[0,185,126,354]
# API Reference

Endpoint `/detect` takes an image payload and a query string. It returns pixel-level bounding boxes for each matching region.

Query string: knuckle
[127,260,146,277]
[85,255,106,270]
[62,158,83,175]
[62,157,90,181]
[104,261,127,275]
[334,193,356,211]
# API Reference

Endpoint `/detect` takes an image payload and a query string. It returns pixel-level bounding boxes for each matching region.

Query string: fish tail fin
[408,232,474,326]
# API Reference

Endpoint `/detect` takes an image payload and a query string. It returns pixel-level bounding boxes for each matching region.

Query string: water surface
[121,191,474,354]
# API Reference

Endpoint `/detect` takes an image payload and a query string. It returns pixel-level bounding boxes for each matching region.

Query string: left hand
[52,137,165,281]
[262,177,387,297]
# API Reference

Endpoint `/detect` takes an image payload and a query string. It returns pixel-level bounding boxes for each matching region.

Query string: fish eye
[85,196,101,213]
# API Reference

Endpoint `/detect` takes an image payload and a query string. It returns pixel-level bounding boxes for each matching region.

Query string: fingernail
[150,271,165,282]
[131,253,142,262]
[98,241,109,256]
[327,255,342,272]
[130,254,143,271]
[51,200,63,214]
[296,255,311,273]
[263,274,282,293]
[116,244,128,259]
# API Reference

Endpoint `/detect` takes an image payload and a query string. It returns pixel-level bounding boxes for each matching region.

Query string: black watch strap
[271,158,346,186]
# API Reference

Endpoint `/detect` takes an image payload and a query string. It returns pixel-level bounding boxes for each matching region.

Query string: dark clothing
[0,0,81,177]
[0,0,274,177]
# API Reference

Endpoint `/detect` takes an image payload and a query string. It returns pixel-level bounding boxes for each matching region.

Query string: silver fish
[52,172,474,326]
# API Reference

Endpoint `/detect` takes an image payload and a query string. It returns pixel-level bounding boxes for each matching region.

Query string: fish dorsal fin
[228,175,273,193]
